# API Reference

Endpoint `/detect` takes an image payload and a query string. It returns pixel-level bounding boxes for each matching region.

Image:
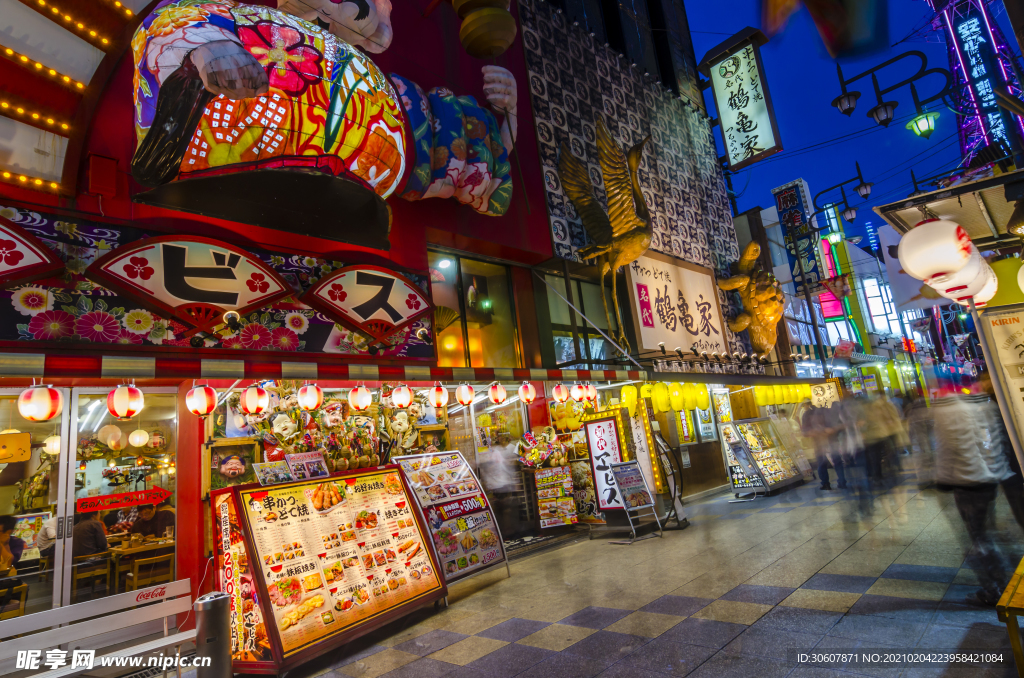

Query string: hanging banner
[698,28,782,170]
[625,251,728,356]
[984,309,1024,442]
[76,486,172,512]
[772,179,822,295]
[393,452,507,583]
[86,236,292,336]
[302,266,432,343]
[0,216,65,289]
[583,415,624,511]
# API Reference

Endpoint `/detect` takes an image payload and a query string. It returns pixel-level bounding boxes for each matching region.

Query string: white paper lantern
[898,219,973,282]
[954,264,999,306]
[941,261,997,304]
[43,435,61,455]
[129,429,150,448]
[926,246,982,292]
[97,424,122,446]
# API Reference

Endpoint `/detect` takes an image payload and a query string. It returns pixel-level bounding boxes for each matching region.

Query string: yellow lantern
[772,384,784,405]
[652,383,670,413]
[640,383,654,399]
[682,383,697,411]
[763,385,775,406]
[754,386,768,407]
[620,385,638,417]
[668,383,684,411]
[695,384,710,411]
[803,384,813,401]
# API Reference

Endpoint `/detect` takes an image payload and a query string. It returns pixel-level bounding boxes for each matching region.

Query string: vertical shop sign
[584,416,624,510]
[625,252,727,355]
[985,311,1024,442]
[772,179,822,295]
[703,29,782,170]
[949,3,1013,152]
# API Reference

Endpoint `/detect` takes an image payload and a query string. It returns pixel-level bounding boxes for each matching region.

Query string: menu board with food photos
[393,451,507,583]
[225,466,446,672]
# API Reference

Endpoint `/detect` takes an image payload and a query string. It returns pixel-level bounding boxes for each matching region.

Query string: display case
[721,418,802,494]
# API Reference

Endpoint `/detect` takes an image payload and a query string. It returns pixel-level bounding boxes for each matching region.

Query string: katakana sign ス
[708,40,781,170]
[301,265,432,343]
[85,236,291,336]
[626,253,727,356]
[771,179,822,296]
[0,215,65,290]
[585,417,624,511]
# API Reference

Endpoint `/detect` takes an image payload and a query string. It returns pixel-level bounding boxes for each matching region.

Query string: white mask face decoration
[272,414,298,439]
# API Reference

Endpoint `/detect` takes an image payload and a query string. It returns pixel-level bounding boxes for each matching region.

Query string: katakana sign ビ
[302,265,432,344]
[771,178,823,296]
[700,28,782,170]
[0,215,65,290]
[625,252,727,356]
[86,236,292,336]
[584,416,624,511]
[951,5,1013,152]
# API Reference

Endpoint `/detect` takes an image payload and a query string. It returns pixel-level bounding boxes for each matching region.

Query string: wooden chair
[71,552,110,602]
[125,554,174,591]
[38,555,49,582]
[0,583,27,620]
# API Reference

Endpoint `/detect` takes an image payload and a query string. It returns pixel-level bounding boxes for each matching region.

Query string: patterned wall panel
[520,0,752,359]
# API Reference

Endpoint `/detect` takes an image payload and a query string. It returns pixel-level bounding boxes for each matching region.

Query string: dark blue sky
[684,0,1016,242]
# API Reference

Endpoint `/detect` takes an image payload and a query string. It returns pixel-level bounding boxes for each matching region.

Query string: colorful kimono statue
[133,0,511,216]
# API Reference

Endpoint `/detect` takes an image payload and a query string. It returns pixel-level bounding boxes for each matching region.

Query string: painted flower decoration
[224,336,246,349]
[465,116,488,140]
[450,138,468,162]
[12,286,53,316]
[284,312,309,335]
[271,326,299,351]
[75,310,121,343]
[239,323,272,349]
[123,309,154,335]
[123,256,155,280]
[115,328,143,345]
[238,21,323,97]
[247,272,270,293]
[0,238,25,267]
[328,283,346,302]
[28,309,75,340]
[405,294,422,311]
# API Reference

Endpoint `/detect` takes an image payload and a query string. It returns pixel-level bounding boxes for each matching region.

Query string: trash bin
[193,591,232,678]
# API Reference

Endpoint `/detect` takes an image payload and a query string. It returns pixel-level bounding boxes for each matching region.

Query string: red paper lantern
[488,382,507,404]
[551,383,570,403]
[456,383,475,405]
[392,384,413,409]
[570,383,586,402]
[297,383,324,411]
[585,383,598,401]
[186,384,217,418]
[349,385,372,411]
[108,383,144,420]
[518,381,537,404]
[18,384,62,422]
[430,384,449,408]
[240,385,269,415]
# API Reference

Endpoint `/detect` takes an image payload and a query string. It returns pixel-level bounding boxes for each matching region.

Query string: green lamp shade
[906,112,939,139]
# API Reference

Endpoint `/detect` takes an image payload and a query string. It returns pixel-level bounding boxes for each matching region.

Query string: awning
[0,351,646,383]
[792,344,835,360]
[850,352,889,364]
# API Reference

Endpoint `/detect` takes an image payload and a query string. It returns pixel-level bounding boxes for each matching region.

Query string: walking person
[802,402,846,490]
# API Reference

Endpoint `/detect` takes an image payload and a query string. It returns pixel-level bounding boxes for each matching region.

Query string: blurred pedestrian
[802,402,846,490]
[934,394,1012,606]
[904,392,935,488]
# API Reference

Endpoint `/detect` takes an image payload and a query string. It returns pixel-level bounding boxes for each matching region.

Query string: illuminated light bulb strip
[30,0,111,46]
[0,101,70,134]
[637,398,664,492]
[0,169,60,191]
[110,0,134,16]
[1,46,87,91]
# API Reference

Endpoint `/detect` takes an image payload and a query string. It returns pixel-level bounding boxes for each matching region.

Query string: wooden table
[108,540,174,593]
[997,556,1024,677]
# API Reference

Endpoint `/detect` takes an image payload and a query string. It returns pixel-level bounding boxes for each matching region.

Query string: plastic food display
[721,419,801,493]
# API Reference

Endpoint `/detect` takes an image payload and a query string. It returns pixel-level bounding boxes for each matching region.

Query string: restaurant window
[428,251,519,368]
[545,274,618,367]
[862,277,902,335]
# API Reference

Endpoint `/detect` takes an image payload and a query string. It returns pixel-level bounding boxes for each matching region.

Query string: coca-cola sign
[135,585,167,603]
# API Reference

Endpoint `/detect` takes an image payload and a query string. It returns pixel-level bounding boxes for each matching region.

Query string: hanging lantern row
[488,382,506,405]
[186,383,217,418]
[551,383,569,403]
[349,384,372,411]
[391,385,413,409]
[456,383,475,405]
[18,382,63,422]
[430,383,449,408]
[108,382,144,421]
[240,385,269,415]
[297,383,324,411]
[753,383,813,407]
[645,382,711,414]
[518,381,536,404]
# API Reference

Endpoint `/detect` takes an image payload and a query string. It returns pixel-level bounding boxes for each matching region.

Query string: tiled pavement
[231,474,1024,678]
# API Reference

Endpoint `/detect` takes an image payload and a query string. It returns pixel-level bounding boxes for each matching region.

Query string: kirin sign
[86,236,291,336]
[302,265,432,344]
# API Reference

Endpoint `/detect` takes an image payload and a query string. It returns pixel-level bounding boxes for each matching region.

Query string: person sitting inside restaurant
[71,512,109,558]
[0,515,25,575]
[129,504,174,538]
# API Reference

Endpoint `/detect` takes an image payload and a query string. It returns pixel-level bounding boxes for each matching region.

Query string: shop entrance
[0,388,178,624]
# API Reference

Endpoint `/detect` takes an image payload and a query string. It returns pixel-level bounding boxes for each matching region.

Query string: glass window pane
[552,331,578,364]
[0,395,60,615]
[544,275,573,326]
[462,259,517,368]
[578,281,617,331]
[73,392,176,601]
[428,252,466,368]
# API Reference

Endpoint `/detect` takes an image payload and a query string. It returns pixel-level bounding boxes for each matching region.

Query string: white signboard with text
[708,39,781,170]
[625,252,728,356]
[984,309,1024,443]
[584,417,624,511]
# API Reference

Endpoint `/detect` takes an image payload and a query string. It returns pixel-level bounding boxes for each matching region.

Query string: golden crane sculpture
[558,120,652,354]
[717,242,785,356]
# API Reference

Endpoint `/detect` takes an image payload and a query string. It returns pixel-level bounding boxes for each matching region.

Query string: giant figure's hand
[190,40,269,99]
[482,65,517,154]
